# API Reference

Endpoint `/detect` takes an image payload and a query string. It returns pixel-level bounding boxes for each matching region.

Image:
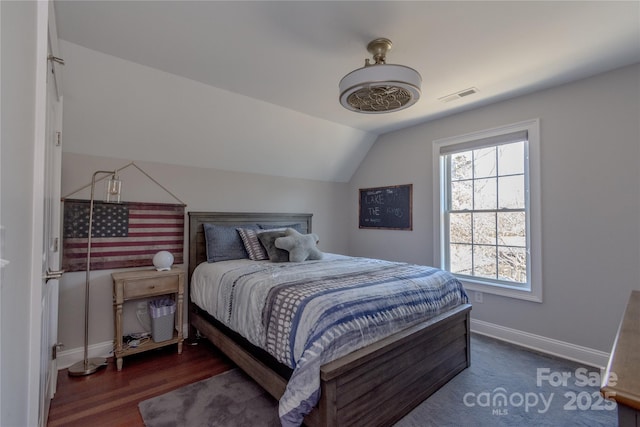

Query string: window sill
[459,277,542,303]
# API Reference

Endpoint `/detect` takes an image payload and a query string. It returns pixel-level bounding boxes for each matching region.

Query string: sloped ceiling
[54,1,640,182]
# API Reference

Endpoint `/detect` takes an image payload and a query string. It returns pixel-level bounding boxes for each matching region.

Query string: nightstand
[112,267,184,371]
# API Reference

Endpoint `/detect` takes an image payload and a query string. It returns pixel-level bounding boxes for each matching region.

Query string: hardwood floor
[47,339,234,427]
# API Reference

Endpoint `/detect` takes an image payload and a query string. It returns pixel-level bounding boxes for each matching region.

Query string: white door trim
[28,2,50,426]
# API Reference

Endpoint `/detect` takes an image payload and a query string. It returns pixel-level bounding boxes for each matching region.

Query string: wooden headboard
[187,211,312,280]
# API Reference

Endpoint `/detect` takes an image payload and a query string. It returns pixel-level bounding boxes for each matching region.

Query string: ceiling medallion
[339,38,422,113]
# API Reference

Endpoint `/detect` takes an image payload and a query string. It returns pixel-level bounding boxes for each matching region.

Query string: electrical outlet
[474,291,483,303]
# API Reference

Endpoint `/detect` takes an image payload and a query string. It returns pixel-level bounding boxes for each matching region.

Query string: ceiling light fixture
[339,38,421,113]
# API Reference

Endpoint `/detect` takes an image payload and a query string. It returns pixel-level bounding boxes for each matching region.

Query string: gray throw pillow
[256,229,290,262]
[203,223,259,262]
[258,223,304,232]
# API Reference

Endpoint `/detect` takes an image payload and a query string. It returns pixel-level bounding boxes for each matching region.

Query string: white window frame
[433,119,542,302]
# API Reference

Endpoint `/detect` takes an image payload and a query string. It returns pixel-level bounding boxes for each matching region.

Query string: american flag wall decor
[62,199,185,272]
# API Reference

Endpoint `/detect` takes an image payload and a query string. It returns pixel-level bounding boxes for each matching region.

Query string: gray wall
[59,153,349,351]
[1,1,38,425]
[349,64,640,353]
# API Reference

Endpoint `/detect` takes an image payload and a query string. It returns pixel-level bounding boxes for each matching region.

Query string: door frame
[27,1,54,425]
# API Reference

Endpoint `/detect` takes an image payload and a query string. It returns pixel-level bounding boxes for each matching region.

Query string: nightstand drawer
[123,275,178,299]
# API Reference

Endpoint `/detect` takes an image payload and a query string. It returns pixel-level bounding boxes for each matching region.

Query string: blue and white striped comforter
[191,253,468,426]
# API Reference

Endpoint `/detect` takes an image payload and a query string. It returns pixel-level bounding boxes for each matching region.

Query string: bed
[187,211,472,427]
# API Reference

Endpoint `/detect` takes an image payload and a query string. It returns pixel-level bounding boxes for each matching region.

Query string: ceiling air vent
[438,87,479,103]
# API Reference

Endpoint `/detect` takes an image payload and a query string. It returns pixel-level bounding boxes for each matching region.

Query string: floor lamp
[68,170,122,376]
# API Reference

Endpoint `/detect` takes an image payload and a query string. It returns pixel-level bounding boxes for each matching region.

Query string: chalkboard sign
[359,184,412,230]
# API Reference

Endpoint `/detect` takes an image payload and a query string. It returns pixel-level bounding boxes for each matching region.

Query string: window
[433,119,542,302]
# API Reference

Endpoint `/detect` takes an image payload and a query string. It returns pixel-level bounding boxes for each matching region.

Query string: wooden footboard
[315,303,471,427]
[191,302,471,427]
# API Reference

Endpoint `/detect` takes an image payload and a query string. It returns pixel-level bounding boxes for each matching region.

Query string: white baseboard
[471,318,610,369]
[57,341,114,370]
[57,322,190,370]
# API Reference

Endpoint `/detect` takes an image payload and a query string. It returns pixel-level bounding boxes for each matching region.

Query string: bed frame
[188,211,472,427]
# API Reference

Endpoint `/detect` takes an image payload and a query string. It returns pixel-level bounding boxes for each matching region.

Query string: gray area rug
[139,334,616,426]
[138,369,279,427]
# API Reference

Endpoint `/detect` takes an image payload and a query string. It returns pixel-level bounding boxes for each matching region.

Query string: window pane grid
[451,171,524,183]
[449,208,525,213]
[444,140,528,286]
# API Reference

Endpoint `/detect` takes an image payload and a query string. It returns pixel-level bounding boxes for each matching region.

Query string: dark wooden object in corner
[601,290,640,427]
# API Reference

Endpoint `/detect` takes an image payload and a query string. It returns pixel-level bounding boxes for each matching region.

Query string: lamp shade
[339,64,421,113]
[339,38,422,113]
[153,251,174,271]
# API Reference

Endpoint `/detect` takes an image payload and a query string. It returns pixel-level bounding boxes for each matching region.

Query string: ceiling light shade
[339,38,421,113]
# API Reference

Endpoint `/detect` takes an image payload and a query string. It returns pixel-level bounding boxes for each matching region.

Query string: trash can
[149,298,176,342]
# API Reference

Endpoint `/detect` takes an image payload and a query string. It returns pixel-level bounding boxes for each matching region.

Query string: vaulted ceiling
[55,1,640,182]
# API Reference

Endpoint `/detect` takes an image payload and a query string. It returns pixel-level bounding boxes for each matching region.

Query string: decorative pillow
[275,228,323,262]
[203,223,259,262]
[237,227,268,261]
[256,229,290,263]
[258,223,304,232]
